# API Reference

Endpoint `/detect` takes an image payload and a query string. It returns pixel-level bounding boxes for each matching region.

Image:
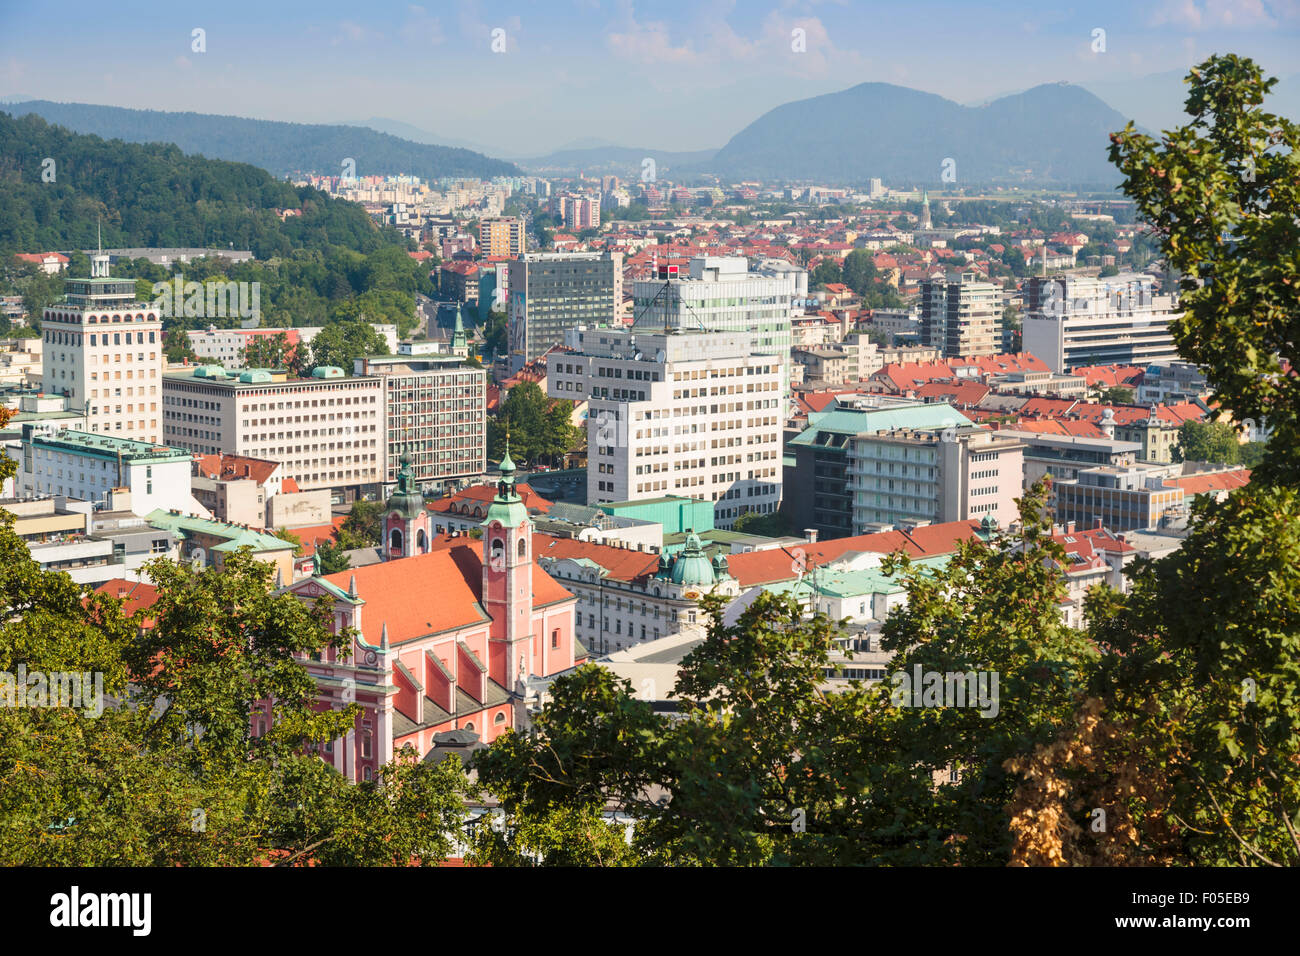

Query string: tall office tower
[547,327,784,530]
[1022,273,1181,373]
[42,252,164,443]
[631,255,802,395]
[918,270,999,359]
[354,354,486,490]
[507,251,622,371]
[478,216,526,258]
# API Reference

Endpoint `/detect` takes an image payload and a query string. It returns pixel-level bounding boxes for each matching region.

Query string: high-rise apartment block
[477,216,525,258]
[553,195,601,231]
[631,256,802,393]
[162,366,383,496]
[919,271,999,359]
[354,354,486,490]
[547,327,783,529]
[42,254,163,443]
[1022,274,1180,373]
[507,251,621,370]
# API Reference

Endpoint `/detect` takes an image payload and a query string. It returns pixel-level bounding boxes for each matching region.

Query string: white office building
[548,326,784,529]
[42,254,163,443]
[631,256,803,395]
[1022,274,1181,373]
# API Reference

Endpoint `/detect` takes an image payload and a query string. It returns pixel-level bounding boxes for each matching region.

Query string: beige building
[162,365,383,496]
[478,216,526,258]
[920,271,999,359]
[42,254,163,443]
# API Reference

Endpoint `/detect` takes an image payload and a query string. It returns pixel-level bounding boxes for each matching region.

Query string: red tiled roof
[531,533,661,582]
[1169,469,1251,495]
[428,482,552,516]
[320,543,573,643]
[726,520,982,588]
[292,515,349,556]
[94,578,160,623]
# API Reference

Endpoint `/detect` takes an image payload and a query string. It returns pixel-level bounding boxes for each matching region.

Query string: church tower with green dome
[482,440,535,687]
[384,450,432,559]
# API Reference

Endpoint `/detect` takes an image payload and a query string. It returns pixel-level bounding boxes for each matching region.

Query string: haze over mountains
[4,101,519,181]
[8,73,1254,186]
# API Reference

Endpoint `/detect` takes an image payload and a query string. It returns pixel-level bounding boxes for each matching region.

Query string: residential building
[784,401,974,540]
[847,425,1024,533]
[3,492,179,586]
[994,428,1141,487]
[919,271,999,359]
[42,253,163,443]
[0,337,42,386]
[507,252,622,370]
[1023,274,1180,373]
[548,326,784,529]
[535,530,740,655]
[162,365,384,498]
[1137,360,1209,405]
[146,508,296,584]
[1052,464,1186,532]
[478,216,525,258]
[1114,411,1182,464]
[354,354,486,491]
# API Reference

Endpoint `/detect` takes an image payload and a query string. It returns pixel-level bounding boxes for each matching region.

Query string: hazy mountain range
[4,101,519,181]
[13,68,1296,187]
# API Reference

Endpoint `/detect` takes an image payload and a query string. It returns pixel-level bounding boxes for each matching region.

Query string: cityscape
[0,0,1297,919]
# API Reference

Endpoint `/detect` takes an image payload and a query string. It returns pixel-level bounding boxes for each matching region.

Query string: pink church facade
[267,454,580,782]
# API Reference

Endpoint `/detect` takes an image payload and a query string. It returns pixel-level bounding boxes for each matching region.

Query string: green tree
[1108,54,1300,483]
[243,331,307,375]
[1100,386,1135,406]
[1173,420,1240,464]
[308,317,388,373]
[314,537,351,575]
[336,499,383,550]
[488,382,577,466]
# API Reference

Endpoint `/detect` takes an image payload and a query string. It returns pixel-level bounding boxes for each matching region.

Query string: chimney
[804,528,818,543]
[1094,516,1103,530]
[1066,520,1075,534]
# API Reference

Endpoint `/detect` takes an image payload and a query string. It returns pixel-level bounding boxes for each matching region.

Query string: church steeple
[383,446,431,558]
[451,311,469,357]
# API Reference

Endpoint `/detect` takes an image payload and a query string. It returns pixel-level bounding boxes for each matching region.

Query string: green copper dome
[668,530,715,588]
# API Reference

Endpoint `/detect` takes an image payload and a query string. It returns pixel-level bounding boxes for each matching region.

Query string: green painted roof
[145,509,294,553]
[789,404,972,448]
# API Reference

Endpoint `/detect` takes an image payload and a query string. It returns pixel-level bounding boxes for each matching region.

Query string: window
[551,629,559,648]
[494,712,506,724]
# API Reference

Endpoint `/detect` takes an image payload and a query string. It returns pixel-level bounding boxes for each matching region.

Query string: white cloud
[1150,0,1277,29]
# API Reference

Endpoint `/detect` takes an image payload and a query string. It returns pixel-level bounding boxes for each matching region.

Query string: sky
[2,0,1299,156]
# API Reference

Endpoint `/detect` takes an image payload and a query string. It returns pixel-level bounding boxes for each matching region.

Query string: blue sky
[3,0,1299,155]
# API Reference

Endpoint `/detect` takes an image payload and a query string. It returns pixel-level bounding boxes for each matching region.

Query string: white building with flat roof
[1023,274,1181,373]
[548,326,784,529]
[162,365,384,495]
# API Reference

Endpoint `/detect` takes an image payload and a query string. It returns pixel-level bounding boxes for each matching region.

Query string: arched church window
[390,528,403,553]
[517,538,527,558]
